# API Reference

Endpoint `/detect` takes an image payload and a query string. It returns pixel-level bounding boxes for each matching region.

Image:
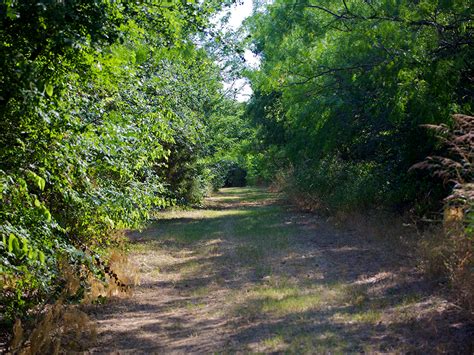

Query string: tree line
[243,0,473,310]
[0,0,252,325]
[245,0,472,212]
[1,0,472,333]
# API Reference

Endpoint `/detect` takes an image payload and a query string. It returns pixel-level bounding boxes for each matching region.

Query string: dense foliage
[2,0,472,334]
[245,0,473,212]
[0,0,242,324]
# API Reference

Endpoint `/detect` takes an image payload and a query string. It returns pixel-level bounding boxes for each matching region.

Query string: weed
[10,298,96,354]
[235,244,264,263]
[254,264,272,279]
[260,334,285,350]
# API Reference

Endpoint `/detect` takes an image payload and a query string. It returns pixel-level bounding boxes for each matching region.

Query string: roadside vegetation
[243,0,473,317]
[0,0,249,341]
[1,0,472,352]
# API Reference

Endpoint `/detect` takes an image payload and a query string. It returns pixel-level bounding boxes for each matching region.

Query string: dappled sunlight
[4,0,471,349]
[354,271,395,286]
[237,286,333,316]
[155,208,252,220]
[87,188,472,353]
[331,309,382,324]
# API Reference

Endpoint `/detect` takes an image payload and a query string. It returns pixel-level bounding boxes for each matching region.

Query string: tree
[245,0,473,210]
[0,0,229,323]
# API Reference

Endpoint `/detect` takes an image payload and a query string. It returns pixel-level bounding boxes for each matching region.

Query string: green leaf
[41,206,52,222]
[45,83,54,97]
[27,171,46,191]
[38,251,45,264]
[8,234,17,253]
[28,249,37,260]
[21,238,28,254]
[11,235,20,255]
[6,7,18,20]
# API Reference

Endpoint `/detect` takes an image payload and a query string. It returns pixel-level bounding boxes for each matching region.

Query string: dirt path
[87,187,472,353]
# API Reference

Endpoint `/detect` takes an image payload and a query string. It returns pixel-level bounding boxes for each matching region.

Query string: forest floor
[86,187,472,353]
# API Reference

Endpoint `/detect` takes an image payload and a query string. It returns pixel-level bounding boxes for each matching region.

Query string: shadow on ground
[87,187,473,353]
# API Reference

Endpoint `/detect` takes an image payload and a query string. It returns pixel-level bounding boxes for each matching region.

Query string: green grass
[261,334,285,349]
[133,188,294,272]
[331,309,382,324]
[234,279,344,317]
[235,244,265,263]
[211,187,275,201]
[190,286,211,298]
[125,187,439,353]
[286,331,349,353]
[256,327,350,353]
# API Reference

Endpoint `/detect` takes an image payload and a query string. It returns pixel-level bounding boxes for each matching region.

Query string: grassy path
[88,187,471,353]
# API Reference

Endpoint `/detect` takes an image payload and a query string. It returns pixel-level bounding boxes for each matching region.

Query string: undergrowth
[413,114,473,313]
[277,114,473,315]
[3,246,137,354]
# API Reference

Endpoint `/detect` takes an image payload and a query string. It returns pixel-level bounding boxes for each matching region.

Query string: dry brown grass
[84,249,138,302]
[413,114,474,315]
[282,115,474,317]
[440,213,473,313]
[9,262,96,355]
[307,202,473,316]
[8,247,138,354]
[17,305,91,353]
[10,303,96,355]
[332,209,416,242]
[83,187,471,353]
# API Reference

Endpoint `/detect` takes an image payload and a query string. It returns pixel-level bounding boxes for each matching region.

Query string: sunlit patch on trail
[88,187,471,353]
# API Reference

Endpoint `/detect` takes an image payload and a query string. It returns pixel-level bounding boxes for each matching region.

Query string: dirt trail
[87,188,472,353]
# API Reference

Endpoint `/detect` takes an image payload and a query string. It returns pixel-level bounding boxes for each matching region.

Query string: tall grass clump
[413,114,473,312]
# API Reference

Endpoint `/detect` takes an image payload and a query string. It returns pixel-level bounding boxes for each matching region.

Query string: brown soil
[85,188,473,353]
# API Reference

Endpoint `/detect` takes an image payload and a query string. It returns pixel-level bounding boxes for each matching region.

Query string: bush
[0,0,224,327]
[225,165,247,187]
[285,156,383,212]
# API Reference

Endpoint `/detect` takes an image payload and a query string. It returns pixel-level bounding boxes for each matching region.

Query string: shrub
[285,156,383,212]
